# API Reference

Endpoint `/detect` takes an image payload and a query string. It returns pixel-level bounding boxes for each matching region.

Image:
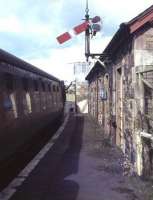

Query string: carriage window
[22,78,28,92]
[41,82,45,91]
[53,85,56,92]
[5,73,13,91]
[57,86,59,92]
[105,74,109,80]
[34,80,38,91]
[48,84,51,92]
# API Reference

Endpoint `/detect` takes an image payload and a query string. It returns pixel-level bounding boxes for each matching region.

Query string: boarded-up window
[146,35,153,50]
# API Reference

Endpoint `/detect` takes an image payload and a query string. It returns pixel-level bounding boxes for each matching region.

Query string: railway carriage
[0,49,65,163]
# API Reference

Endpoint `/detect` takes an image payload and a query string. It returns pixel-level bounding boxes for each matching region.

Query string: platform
[0,114,150,200]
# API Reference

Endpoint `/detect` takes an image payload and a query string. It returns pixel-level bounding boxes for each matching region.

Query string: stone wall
[87,25,153,178]
[134,27,153,177]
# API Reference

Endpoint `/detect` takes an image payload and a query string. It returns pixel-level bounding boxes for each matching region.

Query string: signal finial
[85,0,89,20]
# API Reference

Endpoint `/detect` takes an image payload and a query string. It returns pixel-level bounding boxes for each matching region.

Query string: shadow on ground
[47,115,84,200]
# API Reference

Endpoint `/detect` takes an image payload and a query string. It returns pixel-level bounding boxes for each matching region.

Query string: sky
[0,0,153,82]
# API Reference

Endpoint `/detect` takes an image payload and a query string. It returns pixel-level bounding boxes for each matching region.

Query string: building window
[146,35,153,50]
[144,85,153,115]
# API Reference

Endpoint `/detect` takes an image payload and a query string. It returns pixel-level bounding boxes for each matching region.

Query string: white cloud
[90,35,111,53]
[91,0,153,23]
[28,43,86,81]
[28,34,111,81]
[0,15,21,33]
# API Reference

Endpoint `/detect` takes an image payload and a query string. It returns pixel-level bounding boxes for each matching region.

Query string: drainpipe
[75,79,77,113]
[140,131,153,141]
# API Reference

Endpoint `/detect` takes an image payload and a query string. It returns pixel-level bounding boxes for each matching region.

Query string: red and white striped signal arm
[56,32,72,44]
[56,21,88,44]
[73,21,88,34]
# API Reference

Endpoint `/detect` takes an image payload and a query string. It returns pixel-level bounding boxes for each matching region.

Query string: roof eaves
[103,23,129,56]
[127,5,153,25]
[85,61,105,81]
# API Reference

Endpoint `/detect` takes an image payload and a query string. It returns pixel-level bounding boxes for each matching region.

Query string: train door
[142,72,153,177]
[98,78,103,125]
[52,84,57,111]
[0,73,5,123]
[104,74,110,136]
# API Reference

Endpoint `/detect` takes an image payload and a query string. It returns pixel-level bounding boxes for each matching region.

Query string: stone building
[86,5,153,177]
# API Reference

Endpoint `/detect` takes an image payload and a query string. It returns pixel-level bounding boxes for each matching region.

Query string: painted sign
[99,89,107,100]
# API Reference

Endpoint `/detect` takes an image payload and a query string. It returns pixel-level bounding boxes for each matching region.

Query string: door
[116,67,123,147]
